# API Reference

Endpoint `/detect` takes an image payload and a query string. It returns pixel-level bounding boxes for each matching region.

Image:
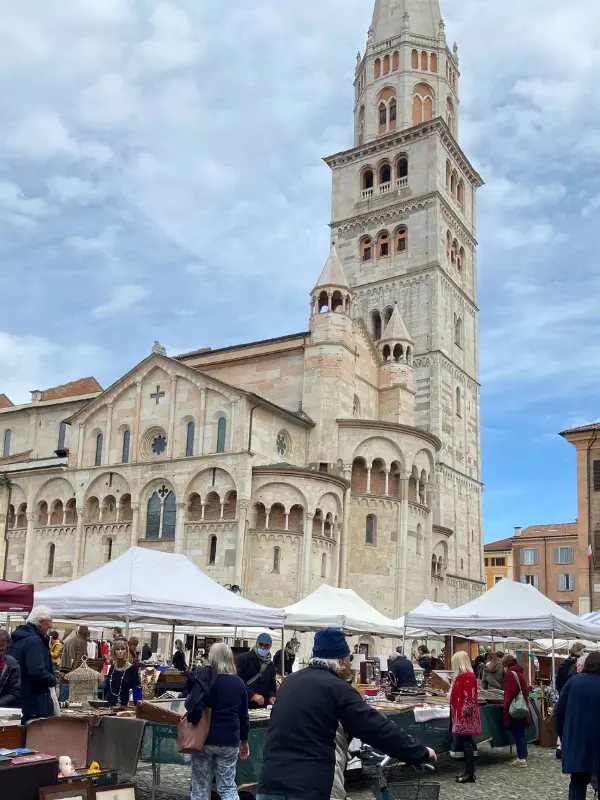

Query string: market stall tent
[405,579,600,641]
[0,579,34,612]
[283,584,402,637]
[35,547,284,628]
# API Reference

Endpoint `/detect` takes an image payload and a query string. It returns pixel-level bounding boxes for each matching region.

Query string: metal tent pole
[281,627,286,677]
[169,622,176,665]
[551,630,556,691]
[528,640,532,685]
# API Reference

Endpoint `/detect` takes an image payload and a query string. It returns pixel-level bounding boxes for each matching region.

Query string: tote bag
[508,672,528,720]
[177,708,212,754]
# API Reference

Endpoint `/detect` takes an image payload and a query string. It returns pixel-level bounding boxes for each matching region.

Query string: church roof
[371,0,442,42]
[37,377,103,402]
[380,303,413,343]
[313,245,350,291]
[0,394,13,409]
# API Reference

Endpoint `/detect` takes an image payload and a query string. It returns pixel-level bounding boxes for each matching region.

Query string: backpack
[508,671,528,720]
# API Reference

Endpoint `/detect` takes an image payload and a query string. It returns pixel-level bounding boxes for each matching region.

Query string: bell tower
[325,0,485,592]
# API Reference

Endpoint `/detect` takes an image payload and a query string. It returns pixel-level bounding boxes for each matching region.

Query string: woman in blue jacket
[555,650,600,800]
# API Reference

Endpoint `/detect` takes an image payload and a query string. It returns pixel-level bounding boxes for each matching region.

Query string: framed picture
[93,786,138,800]
[39,783,92,800]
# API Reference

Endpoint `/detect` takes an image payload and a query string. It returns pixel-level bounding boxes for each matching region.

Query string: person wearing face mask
[236,633,277,709]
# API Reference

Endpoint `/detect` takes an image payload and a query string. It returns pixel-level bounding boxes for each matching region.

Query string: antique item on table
[135,697,186,725]
[39,781,93,799]
[88,761,101,774]
[58,755,77,778]
[65,658,103,710]
[140,666,159,701]
[93,783,138,799]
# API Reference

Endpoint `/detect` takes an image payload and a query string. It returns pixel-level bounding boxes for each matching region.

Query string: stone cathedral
[0,0,484,620]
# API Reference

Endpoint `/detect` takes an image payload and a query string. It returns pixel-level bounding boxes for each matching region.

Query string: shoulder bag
[177,707,212,754]
[508,672,528,719]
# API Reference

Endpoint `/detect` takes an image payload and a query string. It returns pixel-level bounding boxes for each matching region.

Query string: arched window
[273,547,281,573]
[50,500,63,526]
[456,386,462,417]
[365,515,376,545]
[94,433,103,466]
[105,537,113,562]
[382,344,391,361]
[396,227,408,252]
[378,231,390,258]
[374,58,381,78]
[371,310,382,340]
[454,315,463,347]
[451,239,458,264]
[421,51,428,71]
[413,83,434,126]
[430,53,438,72]
[57,422,67,451]
[457,180,464,208]
[446,161,452,188]
[2,429,11,458]
[362,169,374,192]
[411,49,418,69]
[379,163,391,185]
[450,170,458,197]
[458,247,465,272]
[389,99,397,128]
[216,417,227,453]
[378,102,387,132]
[321,552,327,578]
[47,543,55,576]
[121,430,130,464]
[163,491,176,539]
[392,51,399,71]
[383,54,390,74]
[186,421,195,457]
[360,237,373,262]
[208,535,217,565]
[146,492,161,539]
[397,157,408,182]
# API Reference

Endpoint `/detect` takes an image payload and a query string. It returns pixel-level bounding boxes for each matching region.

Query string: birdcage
[65,656,103,708]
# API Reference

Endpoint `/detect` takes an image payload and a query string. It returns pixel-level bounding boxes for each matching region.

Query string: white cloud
[77,73,140,128]
[91,284,149,319]
[46,175,104,204]
[5,109,78,161]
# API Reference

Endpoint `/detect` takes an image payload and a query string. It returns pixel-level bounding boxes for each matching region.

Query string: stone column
[131,382,143,462]
[74,508,85,577]
[104,404,113,466]
[394,475,410,618]
[167,376,177,458]
[235,499,250,588]
[301,513,314,596]
[333,522,343,588]
[339,466,352,588]
[76,423,85,468]
[384,469,390,496]
[229,400,237,451]
[174,502,187,555]
[366,468,372,494]
[284,513,289,532]
[130,503,141,548]
[22,512,36,583]
[198,389,207,456]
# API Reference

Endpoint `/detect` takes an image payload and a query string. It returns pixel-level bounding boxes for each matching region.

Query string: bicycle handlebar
[348,746,435,772]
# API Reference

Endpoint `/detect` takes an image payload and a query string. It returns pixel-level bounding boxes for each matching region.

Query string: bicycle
[350,745,440,800]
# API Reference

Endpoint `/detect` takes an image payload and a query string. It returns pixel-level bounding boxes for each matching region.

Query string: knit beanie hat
[312,628,351,660]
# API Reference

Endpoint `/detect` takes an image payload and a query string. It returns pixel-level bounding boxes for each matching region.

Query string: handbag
[177,707,212,754]
[508,672,528,719]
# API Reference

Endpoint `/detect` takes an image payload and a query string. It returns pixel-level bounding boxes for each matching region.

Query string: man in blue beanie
[258,628,434,800]
[236,632,277,709]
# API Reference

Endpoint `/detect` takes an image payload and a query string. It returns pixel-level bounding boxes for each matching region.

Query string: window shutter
[594,460,600,492]
[520,576,526,584]
[533,575,539,589]
[559,574,565,591]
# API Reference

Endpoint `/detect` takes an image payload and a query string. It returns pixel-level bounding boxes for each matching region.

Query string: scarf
[254,645,272,664]
[0,655,5,672]
[308,657,341,676]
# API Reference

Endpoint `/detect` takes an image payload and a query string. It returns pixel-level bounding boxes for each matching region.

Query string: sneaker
[556,748,562,760]
[510,759,528,767]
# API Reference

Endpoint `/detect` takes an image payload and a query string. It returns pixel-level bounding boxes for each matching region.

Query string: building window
[593,460,600,491]
[494,576,502,584]
[520,548,539,566]
[186,421,195,457]
[484,557,489,566]
[456,387,462,417]
[2,429,11,458]
[454,315,463,347]
[151,434,167,456]
[47,543,55,577]
[379,103,387,127]
[57,422,67,451]
[273,547,281,573]
[365,514,376,545]
[276,430,291,457]
[121,430,130,464]
[389,99,397,122]
[361,237,373,262]
[396,227,408,252]
[555,546,574,565]
[145,488,176,540]
[492,557,506,567]
[559,573,575,592]
[216,417,227,453]
[321,553,327,578]
[520,574,539,589]
[208,535,217,565]
[95,433,103,466]
[105,537,113,562]
[378,232,390,257]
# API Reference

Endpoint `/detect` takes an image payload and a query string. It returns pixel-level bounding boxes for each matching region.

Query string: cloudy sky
[0,0,599,542]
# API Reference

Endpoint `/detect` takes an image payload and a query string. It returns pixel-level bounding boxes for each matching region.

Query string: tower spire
[371,0,442,43]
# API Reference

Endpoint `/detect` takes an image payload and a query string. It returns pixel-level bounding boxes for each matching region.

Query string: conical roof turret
[313,245,350,292]
[371,0,442,43]
[380,303,413,344]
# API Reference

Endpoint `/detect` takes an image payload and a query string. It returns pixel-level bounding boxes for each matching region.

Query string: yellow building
[484,537,514,589]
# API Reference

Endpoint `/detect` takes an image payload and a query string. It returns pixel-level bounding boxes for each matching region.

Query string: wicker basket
[65,657,103,709]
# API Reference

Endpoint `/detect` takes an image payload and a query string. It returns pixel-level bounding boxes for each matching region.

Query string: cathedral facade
[0,0,484,617]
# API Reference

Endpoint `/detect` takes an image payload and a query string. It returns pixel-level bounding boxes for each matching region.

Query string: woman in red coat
[502,654,531,766]
[450,651,482,784]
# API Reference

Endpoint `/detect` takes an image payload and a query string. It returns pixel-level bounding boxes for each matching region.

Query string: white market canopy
[35,547,284,629]
[395,599,452,637]
[404,579,600,641]
[284,584,402,637]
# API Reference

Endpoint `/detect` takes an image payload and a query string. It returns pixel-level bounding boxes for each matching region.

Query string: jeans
[569,773,592,800]
[456,735,475,777]
[191,745,239,800]
[510,722,528,761]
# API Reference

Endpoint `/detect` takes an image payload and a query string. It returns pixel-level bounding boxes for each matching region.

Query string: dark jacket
[173,649,187,672]
[236,649,277,708]
[417,655,432,675]
[273,649,295,676]
[556,655,578,694]
[503,665,530,727]
[185,667,250,747]
[482,659,505,690]
[390,655,417,688]
[141,645,152,661]
[259,664,429,799]
[555,672,600,777]
[8,624,56,723]
[0,655,21,708]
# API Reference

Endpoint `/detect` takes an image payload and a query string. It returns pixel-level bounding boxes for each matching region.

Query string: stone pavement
[135,744,585,800]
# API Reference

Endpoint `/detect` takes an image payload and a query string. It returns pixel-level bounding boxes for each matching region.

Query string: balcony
[378,182,392,195]
[361,188,374,200]
[396,177,408,189]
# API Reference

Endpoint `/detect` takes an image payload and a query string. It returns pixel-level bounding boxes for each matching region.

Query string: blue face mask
[257,647,270,658]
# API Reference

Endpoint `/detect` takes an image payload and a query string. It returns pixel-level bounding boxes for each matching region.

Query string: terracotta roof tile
[560,421,600,436]
[39,377,102,401]
[484,537,513,552]
[520,522,577,538]
[0,394,13,409]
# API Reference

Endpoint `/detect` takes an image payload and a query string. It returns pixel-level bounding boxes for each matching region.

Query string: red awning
[0,579,34,613]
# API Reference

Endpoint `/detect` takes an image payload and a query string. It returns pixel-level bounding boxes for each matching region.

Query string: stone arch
[84,471,131,506]
[251,480,308,514]
[33,476,76,508]
[184,467,237,501]
[412,82,434,126]
[353,436,405,473]
[411,448,434,482]
[370,309,382,340]
[49,499,63,526]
